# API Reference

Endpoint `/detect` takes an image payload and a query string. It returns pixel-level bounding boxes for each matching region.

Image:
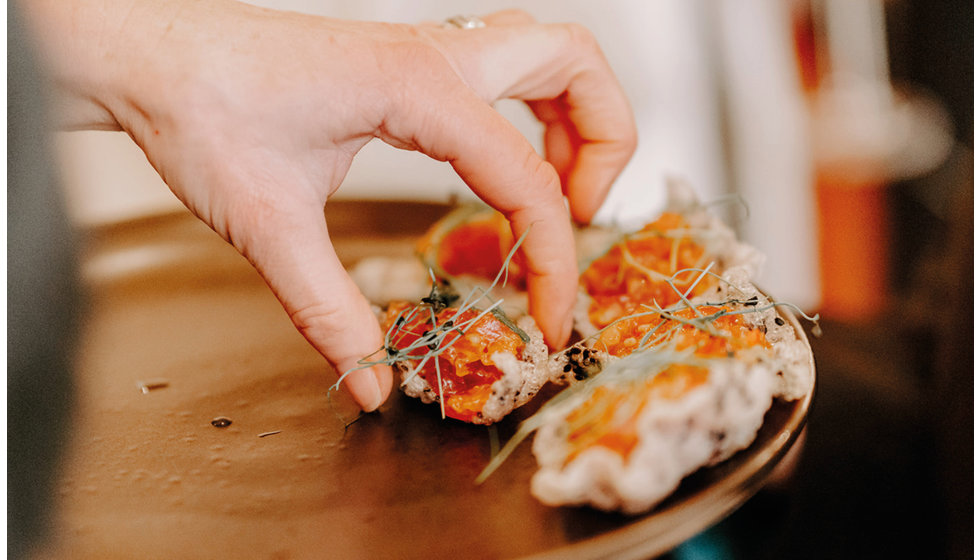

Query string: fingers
[427,14,637,224]
[231,195,393,412]
[380,75,577,348]
[511,24,636,224]
[528,95,637,224]
[449,107,577,349]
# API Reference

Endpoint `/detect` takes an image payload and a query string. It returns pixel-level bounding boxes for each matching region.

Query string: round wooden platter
[37,201,814,560]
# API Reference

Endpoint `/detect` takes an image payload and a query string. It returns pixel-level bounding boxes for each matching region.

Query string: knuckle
[526,153,563,198]
[386,28,453,76]
[289,295,381,367]
[289,300,353,347]
[560,22,601,53]
[375,31,462,125]
[527,250,574,279]
[507,156,564,215]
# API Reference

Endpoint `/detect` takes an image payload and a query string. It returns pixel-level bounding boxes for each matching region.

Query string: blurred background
[33,0,975,558]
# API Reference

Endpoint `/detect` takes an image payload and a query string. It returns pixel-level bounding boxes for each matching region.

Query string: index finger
[379,77,577,349]
[428,16,637,224]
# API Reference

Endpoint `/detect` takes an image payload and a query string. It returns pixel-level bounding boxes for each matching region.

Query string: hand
[22,0,636,411]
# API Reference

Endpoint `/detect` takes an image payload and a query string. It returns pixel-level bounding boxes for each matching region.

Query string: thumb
[235,201,393,412]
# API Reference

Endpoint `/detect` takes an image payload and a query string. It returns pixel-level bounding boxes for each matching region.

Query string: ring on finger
[442,15,486,29]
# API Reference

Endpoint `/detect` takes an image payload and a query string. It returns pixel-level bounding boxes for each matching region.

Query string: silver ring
[442,15,486,29]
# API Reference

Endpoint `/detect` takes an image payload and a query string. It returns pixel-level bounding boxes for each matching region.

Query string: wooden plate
[38,201,814,560]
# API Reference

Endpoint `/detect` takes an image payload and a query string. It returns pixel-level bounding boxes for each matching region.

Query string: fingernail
[546,313,574,350]
[558,312,574,348]
[361,375,384,412]
[349,368,385,412]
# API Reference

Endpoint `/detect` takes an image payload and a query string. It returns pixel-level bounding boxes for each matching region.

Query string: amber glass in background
[814,170,891,320]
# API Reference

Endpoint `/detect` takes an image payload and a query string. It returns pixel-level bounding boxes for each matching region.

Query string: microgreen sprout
[592,264,820,354]
[488,424,501,458]
[663,266,821,334]
[699,191,751,221]
[329,223,534,419]
[603,221,720,303]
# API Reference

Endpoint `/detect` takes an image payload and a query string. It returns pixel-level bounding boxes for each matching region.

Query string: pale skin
[20,0,636,411]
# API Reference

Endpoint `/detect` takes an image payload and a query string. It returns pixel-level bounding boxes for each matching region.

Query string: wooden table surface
[35,201,812,560]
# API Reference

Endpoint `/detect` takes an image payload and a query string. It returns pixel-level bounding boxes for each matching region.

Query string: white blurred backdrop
[56,0,823,308]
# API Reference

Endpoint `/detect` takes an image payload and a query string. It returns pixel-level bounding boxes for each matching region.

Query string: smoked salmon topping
[582,212,712,328]
[563,364,710,461]
[383,302,526,422]
[595,305,769,358]
[418,208,526,288]
[564,305,770,461]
